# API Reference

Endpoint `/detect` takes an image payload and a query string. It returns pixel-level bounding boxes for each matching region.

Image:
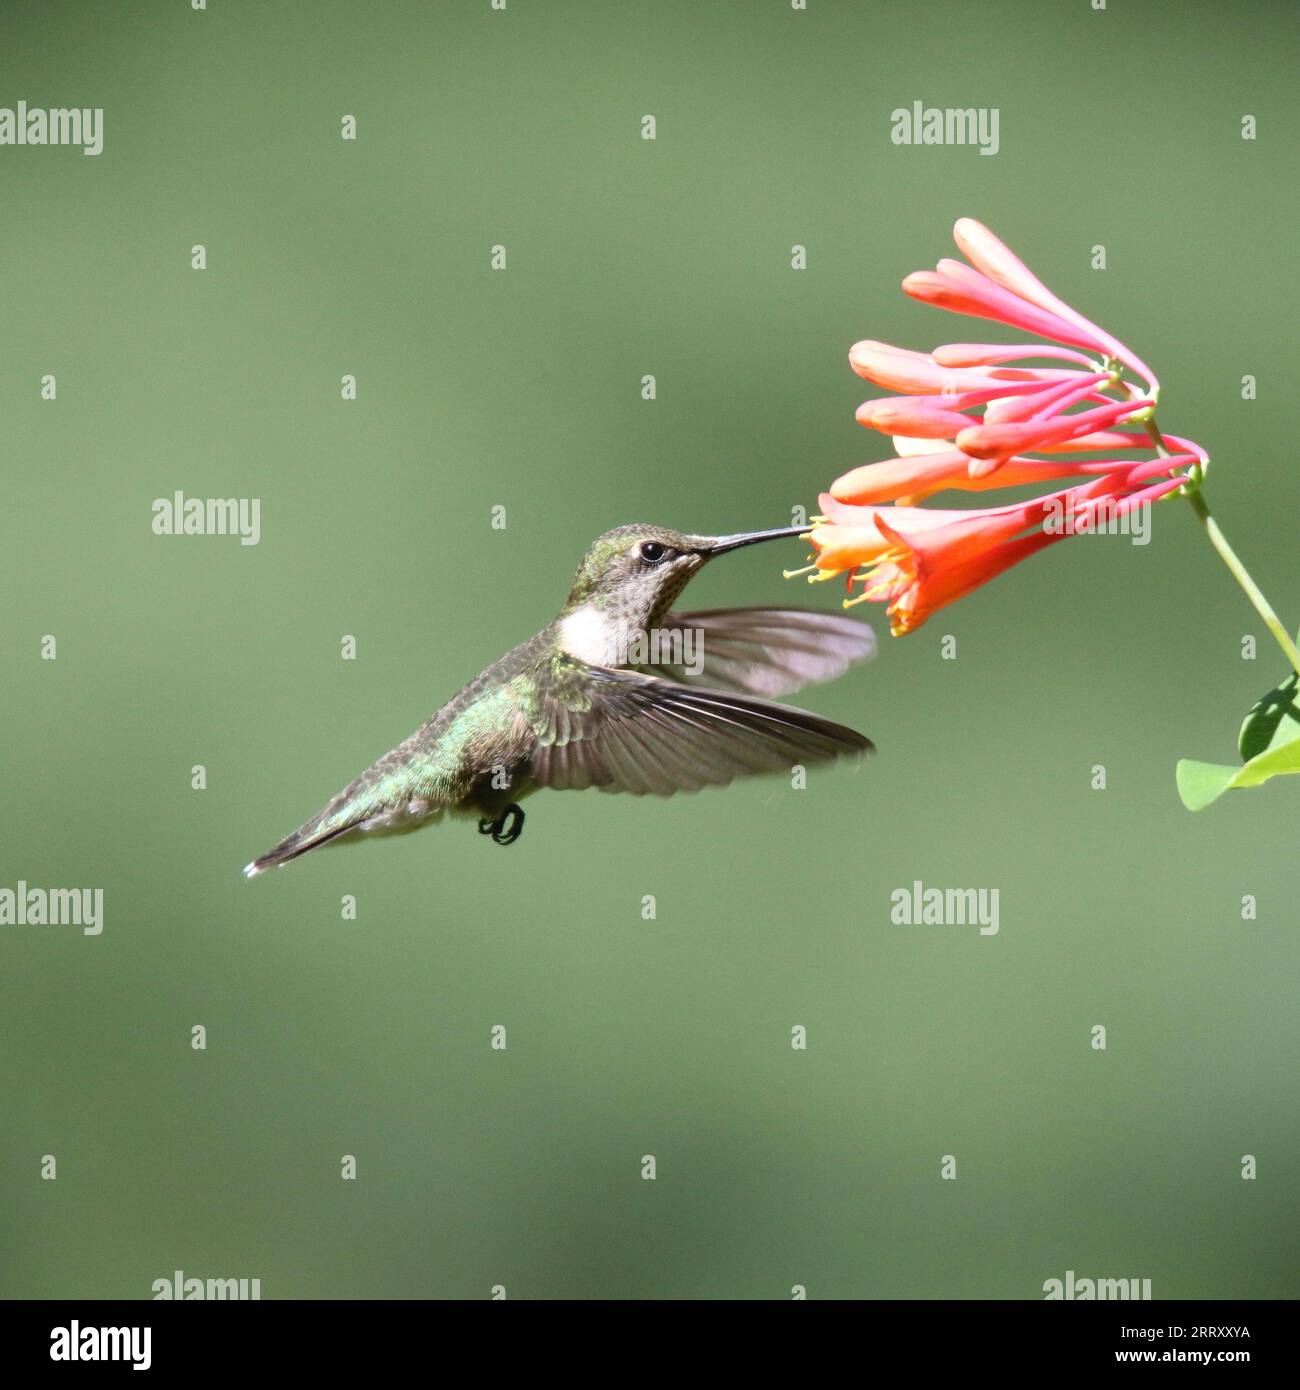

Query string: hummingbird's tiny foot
[477,804,524,844]
[492,803,524,846]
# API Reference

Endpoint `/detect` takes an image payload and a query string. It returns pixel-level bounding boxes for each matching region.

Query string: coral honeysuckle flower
[794,218,1208,632]
[848,339,1085,394]
[830,449,1134,508]
[806,468,1186,636]
[797,220,1300,811]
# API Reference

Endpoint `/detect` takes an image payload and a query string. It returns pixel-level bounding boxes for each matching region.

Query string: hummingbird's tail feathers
[529,667,871,797]
[243,766,453,877]
[640,607,875,697]
[243,821,358,878]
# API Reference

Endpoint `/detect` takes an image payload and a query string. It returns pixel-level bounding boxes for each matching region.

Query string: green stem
[1184,485,1300,675]
[1140,418,1300,673]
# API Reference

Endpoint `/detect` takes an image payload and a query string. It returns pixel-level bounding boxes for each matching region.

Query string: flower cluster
[791,219,1207,634]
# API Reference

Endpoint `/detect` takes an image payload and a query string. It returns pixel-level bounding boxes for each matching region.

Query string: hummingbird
[243,523,874,877]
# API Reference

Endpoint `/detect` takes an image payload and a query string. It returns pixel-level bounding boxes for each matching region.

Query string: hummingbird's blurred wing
[636,607,875,697]
[527,665,871,796]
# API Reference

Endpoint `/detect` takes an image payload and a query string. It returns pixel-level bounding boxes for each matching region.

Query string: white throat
[557,604,629,666]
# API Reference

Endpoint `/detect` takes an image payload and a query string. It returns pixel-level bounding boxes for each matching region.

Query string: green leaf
[1230,737,1300,787]
[1175,760,1239,812]
[1238,671,1300,761]
[1178,670,1300,810]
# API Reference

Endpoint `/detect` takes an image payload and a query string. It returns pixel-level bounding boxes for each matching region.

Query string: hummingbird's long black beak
[698,525,808,556]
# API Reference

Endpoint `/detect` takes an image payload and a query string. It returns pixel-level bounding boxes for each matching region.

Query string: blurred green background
[2,0,1297,1299]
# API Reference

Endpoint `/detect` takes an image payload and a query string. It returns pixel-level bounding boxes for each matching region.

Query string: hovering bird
[244,523,874,877]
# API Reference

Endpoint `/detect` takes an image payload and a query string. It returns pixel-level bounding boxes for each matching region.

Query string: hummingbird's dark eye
[638,540,668,564]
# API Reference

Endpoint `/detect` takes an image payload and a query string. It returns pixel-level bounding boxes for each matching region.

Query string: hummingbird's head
[561,523,808,631]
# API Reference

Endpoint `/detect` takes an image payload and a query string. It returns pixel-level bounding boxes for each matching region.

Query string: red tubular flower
[855,398,976,438]
[806,470,1185,635]
[853,522,1061,636]
[902,267,1105,357]
[849,338,1081,394]
[930,342,1097,369]
[955,397,1151,474]
[949,218,1159,391]
[830,450,1131,508]
[793,218,1206,631]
